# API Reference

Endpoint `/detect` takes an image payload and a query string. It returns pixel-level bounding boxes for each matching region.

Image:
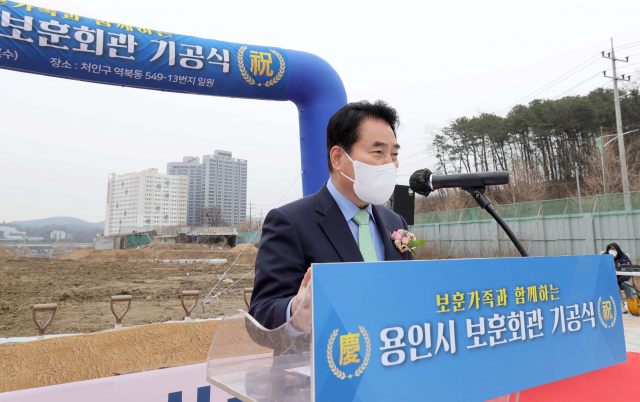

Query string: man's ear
[329,146,343,172]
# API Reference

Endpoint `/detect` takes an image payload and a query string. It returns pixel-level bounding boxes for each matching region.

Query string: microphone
[409,169,509,196]
[409,169,526,256]
[409,168,434,197]
[431,171,509,190]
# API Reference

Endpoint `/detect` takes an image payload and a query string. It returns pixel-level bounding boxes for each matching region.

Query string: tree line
[425,82,640,210]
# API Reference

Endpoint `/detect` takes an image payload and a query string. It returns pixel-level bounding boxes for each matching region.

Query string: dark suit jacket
[249,182,413,329]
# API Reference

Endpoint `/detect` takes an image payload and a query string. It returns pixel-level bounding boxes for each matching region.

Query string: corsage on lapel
[390,230,426,256]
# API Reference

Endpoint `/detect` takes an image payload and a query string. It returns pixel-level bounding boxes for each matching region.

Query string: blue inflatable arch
[0,2,347,196]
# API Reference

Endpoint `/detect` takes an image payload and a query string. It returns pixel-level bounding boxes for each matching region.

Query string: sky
[3,0,640,222]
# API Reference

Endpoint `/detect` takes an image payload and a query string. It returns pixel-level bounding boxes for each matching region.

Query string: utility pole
[599,127,607,195]
[249,199,252,227]
[603,38,632,210]
[575,162,582,214]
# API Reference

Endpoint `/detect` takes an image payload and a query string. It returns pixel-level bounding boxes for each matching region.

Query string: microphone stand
[461,181,528,257]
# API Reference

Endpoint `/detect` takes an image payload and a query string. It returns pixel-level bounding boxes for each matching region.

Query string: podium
[207,284,313,402]
[207,256,627,402]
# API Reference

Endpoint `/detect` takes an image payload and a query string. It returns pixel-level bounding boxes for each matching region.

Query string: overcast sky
[3,0,640,223]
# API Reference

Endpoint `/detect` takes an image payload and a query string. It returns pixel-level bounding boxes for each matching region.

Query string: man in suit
[249,100,413,331]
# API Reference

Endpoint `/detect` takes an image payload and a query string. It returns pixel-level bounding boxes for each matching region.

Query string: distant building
[50,230,66,241]
[104,168,188,236]
[0,226,26,240]
[167,151,247,228]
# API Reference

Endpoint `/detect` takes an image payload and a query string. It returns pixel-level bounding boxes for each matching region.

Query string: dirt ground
[0,244,257,338]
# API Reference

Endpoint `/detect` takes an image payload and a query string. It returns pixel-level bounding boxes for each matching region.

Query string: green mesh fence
[236,231,261,244]
[414,191,640,225]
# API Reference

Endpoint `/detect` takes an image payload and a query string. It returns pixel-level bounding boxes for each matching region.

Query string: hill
[1,217,104,243]
[6,217,104,229]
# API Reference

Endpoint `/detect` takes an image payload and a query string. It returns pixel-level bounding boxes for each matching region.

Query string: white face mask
[340,149,397,205]
[609,250,618,257]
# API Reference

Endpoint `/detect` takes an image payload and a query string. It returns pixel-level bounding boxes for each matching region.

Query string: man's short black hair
[326,100,399,173]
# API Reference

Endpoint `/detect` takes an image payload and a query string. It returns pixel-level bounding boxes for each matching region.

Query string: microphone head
[409,168,433,197]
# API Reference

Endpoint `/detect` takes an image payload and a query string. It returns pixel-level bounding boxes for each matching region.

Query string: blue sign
[0,1,289,99]
[0,1,347,196]
[312,256,626,402]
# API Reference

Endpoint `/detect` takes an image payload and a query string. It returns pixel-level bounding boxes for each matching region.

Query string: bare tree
[196,206,228,227]
[581,134,640,196]
[238,218,261,232]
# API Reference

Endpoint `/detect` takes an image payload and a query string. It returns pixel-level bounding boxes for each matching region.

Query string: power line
[253,193,303,219]
[201,223,262,307]
[430,42,640,176]
[398,149,428,162]
[497,56,604,115]
[551,73,606,99]
[252,172,302,207]
[253,192,300,207]
[397,156,437,173]
[455,37,640,120]
[275,193,302,207]
[615,40,640,52]
[399,155,434,168]
[463,49,605,116]
[609,58,640,73]
[494,44,639,116]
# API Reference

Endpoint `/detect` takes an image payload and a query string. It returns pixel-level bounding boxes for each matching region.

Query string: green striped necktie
[353,210,377,262]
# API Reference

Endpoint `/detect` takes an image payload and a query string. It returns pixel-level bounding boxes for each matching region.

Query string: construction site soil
[0,244,258,338]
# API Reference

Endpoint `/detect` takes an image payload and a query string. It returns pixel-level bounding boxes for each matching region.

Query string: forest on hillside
[417,83,640,213]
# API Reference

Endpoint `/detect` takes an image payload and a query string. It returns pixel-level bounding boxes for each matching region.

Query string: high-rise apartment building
[167,151,247,228]
[167,156,204,225]
[104,168,188,235]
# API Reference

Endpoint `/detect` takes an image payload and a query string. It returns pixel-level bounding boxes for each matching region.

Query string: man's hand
[290,267,312,333]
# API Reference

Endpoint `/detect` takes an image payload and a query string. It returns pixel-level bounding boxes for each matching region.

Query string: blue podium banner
[312,256,627,402]
[0,1,289,100]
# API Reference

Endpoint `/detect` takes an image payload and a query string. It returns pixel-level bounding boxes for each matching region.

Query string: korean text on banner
[0,1,289,99]
[312,255,626,401]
